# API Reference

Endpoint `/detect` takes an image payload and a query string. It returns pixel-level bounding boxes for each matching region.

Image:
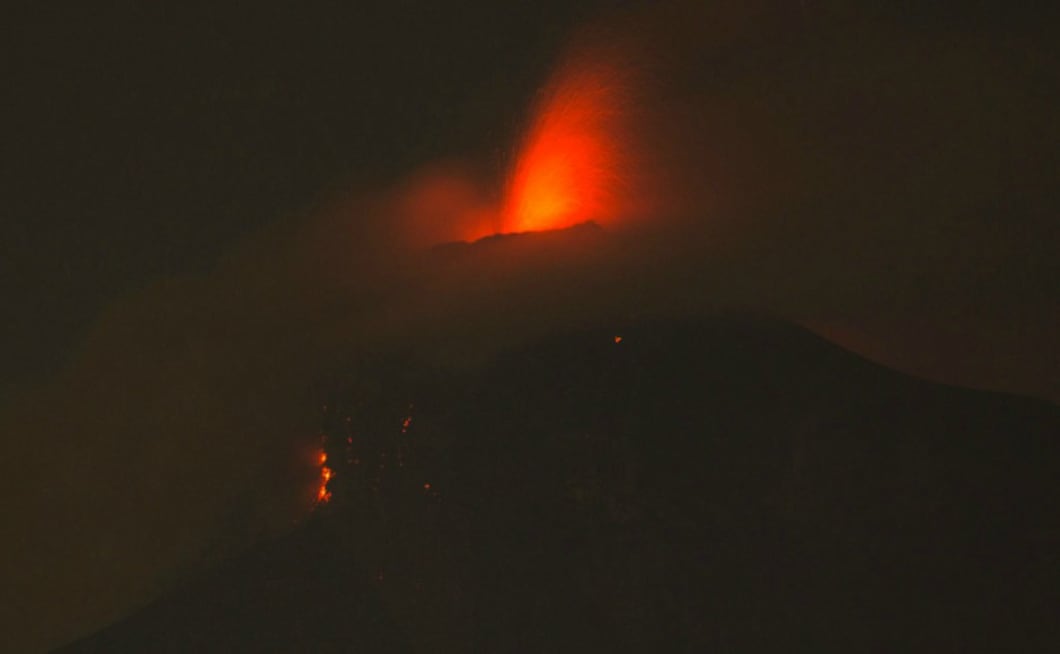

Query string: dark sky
[4,0,618,396]
[4,1,1057,398]
[2,1,1058,651]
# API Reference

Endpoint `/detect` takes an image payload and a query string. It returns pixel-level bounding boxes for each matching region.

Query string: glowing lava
[501,53,631,234]
[316,449,333,504]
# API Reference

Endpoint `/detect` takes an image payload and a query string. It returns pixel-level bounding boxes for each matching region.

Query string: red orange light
[316,449,332,505]
[501,55,630,234]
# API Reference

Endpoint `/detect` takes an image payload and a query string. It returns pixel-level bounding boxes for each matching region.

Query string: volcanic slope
[58,318,1060,653]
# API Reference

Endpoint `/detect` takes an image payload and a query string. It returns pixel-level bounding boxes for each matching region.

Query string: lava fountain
[500,50,635,235]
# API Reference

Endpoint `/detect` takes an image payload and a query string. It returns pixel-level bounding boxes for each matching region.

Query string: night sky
[4,1,607,396]
[3,1,1058,650]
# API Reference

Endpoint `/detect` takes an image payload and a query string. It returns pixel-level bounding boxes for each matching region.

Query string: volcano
[56,315,1059,653]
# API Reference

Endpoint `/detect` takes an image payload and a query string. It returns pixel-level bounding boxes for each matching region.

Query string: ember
[316,449,333,505]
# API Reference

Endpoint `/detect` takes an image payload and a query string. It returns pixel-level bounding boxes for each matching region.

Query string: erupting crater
[497,53,633,237]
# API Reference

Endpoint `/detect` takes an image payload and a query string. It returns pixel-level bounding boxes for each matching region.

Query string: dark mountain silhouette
[57,317,1059,652]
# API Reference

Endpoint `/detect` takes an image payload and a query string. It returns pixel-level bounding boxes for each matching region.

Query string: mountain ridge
[56,316,1060,652]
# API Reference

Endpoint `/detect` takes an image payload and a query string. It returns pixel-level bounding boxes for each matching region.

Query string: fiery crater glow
[501,56,630,234]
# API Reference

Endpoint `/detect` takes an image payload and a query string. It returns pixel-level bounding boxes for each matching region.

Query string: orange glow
[316,449,332,505]
[614,335,623,344]
[394,165,499,246]
[501,53,631,234]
